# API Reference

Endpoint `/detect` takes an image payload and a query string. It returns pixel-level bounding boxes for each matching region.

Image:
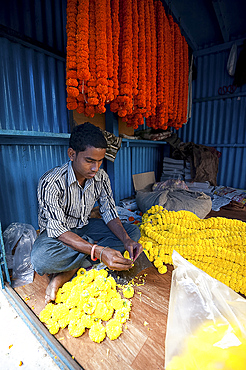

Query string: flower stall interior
[1,0,246,369]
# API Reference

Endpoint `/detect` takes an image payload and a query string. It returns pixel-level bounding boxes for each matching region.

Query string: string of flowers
[106,0,114,103]
[80,0,97,116]
[116,0,133,118]
[95,0,108,114]
[66,0,78,110]
[110,0,120,111]
[131,0,139,99]
[149,0,157,118]
[180,35,189,126]
[167,15,175,123]
[144,0,152,119]
[172,22,182,128]
[155,1,165,129]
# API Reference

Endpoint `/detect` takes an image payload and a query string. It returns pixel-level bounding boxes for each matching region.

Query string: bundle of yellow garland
[39,268,133,342]
[139,205,246,296]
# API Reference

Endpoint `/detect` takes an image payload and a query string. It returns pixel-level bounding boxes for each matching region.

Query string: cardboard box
[132,171,156,192]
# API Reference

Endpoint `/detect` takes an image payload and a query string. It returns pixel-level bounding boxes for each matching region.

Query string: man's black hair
[69,122,107,152]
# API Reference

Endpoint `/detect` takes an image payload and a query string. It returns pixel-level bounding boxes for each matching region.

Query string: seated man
[31,122,142,303]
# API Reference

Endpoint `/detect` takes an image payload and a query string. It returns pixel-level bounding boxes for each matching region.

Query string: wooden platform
[14,205,246,369]
[15,265,173,370]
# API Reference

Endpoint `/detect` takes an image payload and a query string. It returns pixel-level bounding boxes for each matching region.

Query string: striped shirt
[37,161,118,238]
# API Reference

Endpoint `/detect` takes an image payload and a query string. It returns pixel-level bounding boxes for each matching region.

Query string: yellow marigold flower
[58,316,70,329]
[77,267,86,276]
[122,286,134,299]
[46,319,60,335]
[60,281,73,293]
[55,288,63,303]
[68,320,85,338]
[114,308,130,323]
[52,303,69,321]
[110,297,125,310]
[144,250,150,259]
[158,265,167,274]
[83,297,97,314]
[39,303,54,323]
[80,314,94,328]
[123,250,131,259]
[94,302,108,320]
[101,307,114,321]
[107,275,117,290]
[154,258,163,268]
[89,323,106,343]
[122,299,132,311]
[68,308,83,322]
[106,319,123,340]
[83,269,95,284]
[65,292,81,309]
[94,275,108,291]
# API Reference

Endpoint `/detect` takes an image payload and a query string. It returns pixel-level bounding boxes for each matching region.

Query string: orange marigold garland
[85,0,98,115]
[116,0,133,118]
[76,0,90,81]
[66,0,78,109]
[155,0,165,129]
[168,15,175,123]
[106,0,114,103]
[172,22,182,128]
[144,0,152,119]
[181,37,189,124]
[149,0,157,118]
[110,0,120,109]
[131,0,139,98]
[95,0,108,113]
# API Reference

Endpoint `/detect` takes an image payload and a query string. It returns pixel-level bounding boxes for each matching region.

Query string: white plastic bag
[227,43,237,77]
[165,251,246,370]
[3,223,37,287]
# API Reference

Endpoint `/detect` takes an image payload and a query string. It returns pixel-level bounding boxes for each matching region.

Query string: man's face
[68,146,106,185]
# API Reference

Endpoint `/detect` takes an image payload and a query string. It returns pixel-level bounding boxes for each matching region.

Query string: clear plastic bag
[165,251,246,370]
[3,223,37,287]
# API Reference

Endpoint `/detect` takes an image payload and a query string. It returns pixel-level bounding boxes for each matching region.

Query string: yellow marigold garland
[139,206,246,295]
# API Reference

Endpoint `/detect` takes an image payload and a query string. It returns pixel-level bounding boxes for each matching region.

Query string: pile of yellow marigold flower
[39,268,134,342]
[139,205,246,295]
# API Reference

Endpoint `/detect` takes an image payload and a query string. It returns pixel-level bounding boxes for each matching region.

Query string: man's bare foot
[45,268,78,304]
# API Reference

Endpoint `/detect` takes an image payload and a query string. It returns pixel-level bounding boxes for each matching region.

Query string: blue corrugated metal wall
[0,0,70,230]
[178,42,246,189]
[111,140,168,204]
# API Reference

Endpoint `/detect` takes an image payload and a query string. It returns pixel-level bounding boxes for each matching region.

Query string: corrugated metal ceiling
[162,0,246,50]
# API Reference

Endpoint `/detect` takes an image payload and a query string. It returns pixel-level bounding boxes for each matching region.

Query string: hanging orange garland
[144,0,152,119]
[66,0,78,110]
[110,0,120,108]
[95,0,108,113]
[106,0,114,103]
[168,15,175,123]
[66,0,190,131]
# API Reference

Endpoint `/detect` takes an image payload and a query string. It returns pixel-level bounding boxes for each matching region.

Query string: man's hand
[124,239,143,262]
[100,248,134,271]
